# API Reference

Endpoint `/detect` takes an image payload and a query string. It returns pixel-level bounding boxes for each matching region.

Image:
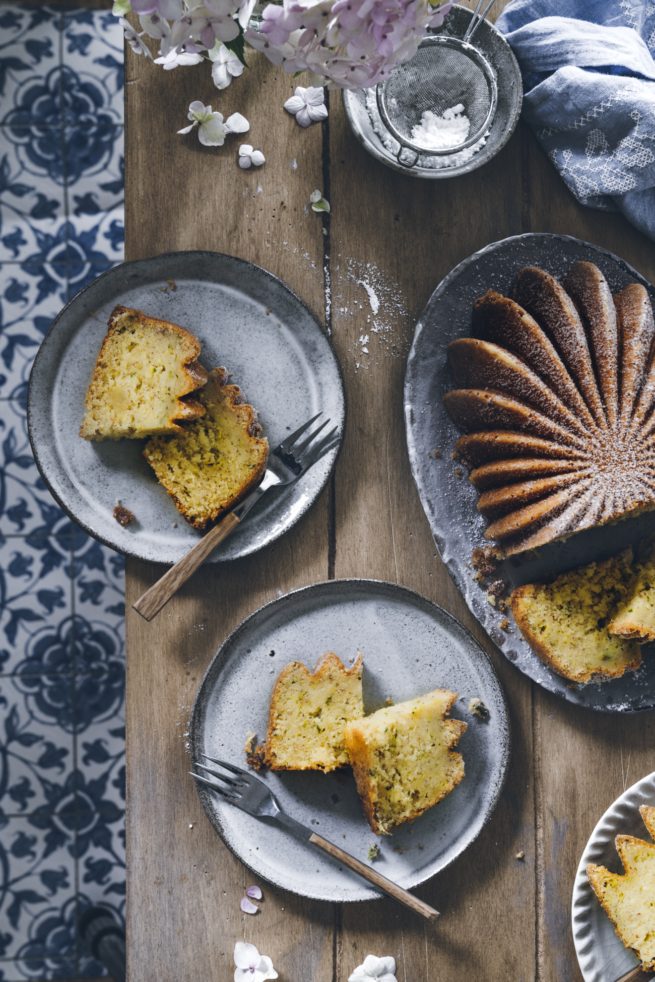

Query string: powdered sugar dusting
[335,258,408,370]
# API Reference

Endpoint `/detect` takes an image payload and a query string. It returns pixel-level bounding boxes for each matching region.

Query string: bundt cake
[263,653,364,772]
[510,550,641,683]
[587,805,655,971]
[609,545,655,642]
[444,262,655,555]
[344,689,466,835]
[143,368,268,530]
[80,306,208,440]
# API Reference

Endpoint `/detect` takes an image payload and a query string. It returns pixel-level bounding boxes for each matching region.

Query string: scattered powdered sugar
[337,258,408,370]
[411,103,470,151]
[290,158,298,170]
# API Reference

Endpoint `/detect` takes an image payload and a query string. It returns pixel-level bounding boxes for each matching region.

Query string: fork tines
[190,755,252,802]
[277,413,340,465]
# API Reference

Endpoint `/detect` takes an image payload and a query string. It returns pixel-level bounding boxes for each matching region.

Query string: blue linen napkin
[496,0,655,241]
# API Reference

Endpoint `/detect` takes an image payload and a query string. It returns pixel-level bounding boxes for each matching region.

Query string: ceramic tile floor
[0,6,125,979]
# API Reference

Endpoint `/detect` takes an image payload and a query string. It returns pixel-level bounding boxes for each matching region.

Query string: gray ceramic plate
[28,251,344,563]
[405,233,655,712]
[342,5,522,180]
[572,771,655,982]
[190,579,509,902]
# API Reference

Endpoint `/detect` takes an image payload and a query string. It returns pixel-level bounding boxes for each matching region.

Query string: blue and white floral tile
[71,532,125,628]
[0,534,73,676]
[0,955,78,982]
[0,674,74,817]
[65,122,124,219]
[62,9,124,126]
[0,124,65,264]
[0,270,67,399]
[0,400,69,537]
[0,813,76,962]
[0,6,61,128]
[64,210,124,301]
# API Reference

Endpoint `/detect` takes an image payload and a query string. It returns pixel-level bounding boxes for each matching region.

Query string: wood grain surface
[124,2,655,979]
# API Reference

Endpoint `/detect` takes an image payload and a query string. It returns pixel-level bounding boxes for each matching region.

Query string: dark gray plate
[28,251,344,563]
[405,233,655,713]
[190,579,510,902]
[572,770,655,982]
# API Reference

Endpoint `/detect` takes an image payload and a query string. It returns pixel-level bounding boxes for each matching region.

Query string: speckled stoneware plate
[405,233,655,713]
[28,251,344,563]
[572,771,655,982]
[190,579,510,902]
[342,5,522,180]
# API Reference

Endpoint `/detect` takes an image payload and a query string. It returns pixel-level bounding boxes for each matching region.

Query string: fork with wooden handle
[133,413,339,621]
[615,965,649,982]
[191,755,440,922]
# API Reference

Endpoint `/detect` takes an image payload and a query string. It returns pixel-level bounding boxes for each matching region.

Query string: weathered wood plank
[124,47,335,982]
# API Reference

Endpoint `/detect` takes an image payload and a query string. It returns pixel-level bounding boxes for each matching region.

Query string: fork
[190,755,440,922]
[133,413,339,621]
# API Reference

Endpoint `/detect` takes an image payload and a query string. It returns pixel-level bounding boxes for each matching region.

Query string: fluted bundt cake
[143,368,268,530]
[80,306,208,440]
[344,689,467,835]
[587,805,655,971]
[263,652,364,772]
[510,550,641,683]
[445,262,655,555]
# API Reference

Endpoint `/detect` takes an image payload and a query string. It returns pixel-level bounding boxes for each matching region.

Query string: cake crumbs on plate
[471,546,501,579]
[429,448,443,460]
[113,502,135,527]
[368,843,381,861]
[468,697,490,721]
[515,850,525,861]
[244,731,267,772]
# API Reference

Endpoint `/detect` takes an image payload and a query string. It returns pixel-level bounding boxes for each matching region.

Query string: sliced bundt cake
[587,806,655,971]
[80,306,208,440]
[445,262,655,555]
[143,368,268,530]
[263,653,364,773]
[510,550,641,683]
[609,545,655,643]
[344,690,466,835]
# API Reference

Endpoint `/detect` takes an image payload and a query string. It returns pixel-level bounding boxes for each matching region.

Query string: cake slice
[263,653,364,773]
[609,546,655,642]
[143,368,268,530]
[587,805,655,971]
[344,690,466,835]
[80,305,208,440]
[510,550,641,683]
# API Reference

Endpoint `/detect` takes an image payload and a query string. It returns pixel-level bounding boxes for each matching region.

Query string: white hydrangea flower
[119,17,153,58]
[155,46,203,68]
[349,954,397,982]
[284,85,328,127]
[238,144,265,168]
[233,942,278,982]
[178,100,249,146]
[210,42,245,89]
[310,189,330,213]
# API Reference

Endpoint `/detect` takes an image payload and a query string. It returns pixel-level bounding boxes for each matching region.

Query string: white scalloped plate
[572,771,655,982]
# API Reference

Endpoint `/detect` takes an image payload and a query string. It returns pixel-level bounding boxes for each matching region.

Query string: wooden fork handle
[309,832,440,922]
[132,512,241,621]
[615,965,647,982]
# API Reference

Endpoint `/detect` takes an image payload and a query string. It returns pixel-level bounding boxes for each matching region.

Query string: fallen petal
[177,123,196,134]
[240,896,259,914]
[225,112,250,134]
[250,150,266,166]
[246,884,263,900]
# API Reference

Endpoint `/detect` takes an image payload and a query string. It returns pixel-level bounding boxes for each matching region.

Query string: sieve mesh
[377,38,497,155]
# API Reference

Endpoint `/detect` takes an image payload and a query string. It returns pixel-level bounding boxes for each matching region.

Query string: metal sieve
[376,34,498,164]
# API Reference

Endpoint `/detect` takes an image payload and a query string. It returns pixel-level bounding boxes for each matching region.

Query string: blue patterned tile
[0,400,69,537]
[64,210,123,302]
[0,535,72,676]
[0,125,65,263]
[62,9,124,126]
[0,268,67,399]
[0,675,74,816]
[0,814,76,960]
[0,7,61,127]
[71,533,124,627]
[65,122,123,219]
[0,955,78,981]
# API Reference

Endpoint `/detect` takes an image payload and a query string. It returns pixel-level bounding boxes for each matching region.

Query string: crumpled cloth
[496,0,655,241]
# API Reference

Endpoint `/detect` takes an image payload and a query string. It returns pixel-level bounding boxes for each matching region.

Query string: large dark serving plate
[405,233,655,712]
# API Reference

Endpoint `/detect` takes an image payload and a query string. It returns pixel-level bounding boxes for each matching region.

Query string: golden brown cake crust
[80,305,208,440]
[143,367,268,530]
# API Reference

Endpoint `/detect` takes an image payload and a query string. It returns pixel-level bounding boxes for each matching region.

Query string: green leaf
[226,29,247,67]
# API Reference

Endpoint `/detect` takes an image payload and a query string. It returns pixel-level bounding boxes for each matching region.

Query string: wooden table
[124,4,655,978]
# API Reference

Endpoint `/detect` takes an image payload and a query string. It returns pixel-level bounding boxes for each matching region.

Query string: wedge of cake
[609,546,655,642]
[80,305,208,440]
[587,805,655,971]
[263,653,364,773]
[344,689,466,835]
[143,368,268,530]
[510,550,641,683]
